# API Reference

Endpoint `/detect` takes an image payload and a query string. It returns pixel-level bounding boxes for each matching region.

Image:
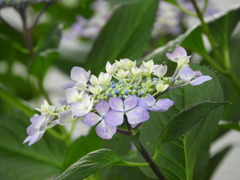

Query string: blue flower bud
[118,95,123,98]
[124,90,128,95]
[108,93,113,97]
[111,84,116,88]
[115,89,119,94]
[138,91,143,97]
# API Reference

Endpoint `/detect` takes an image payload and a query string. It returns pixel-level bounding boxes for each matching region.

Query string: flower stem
[130,134,166,180]
[190,0,224,64]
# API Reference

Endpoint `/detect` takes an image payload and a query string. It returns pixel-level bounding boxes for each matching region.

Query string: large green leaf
[158,101,226,145]
[57,149,122,180]
[138,65,224,179]
[85,0,159,74]
[0,113,67,180]
[144,5,240,63]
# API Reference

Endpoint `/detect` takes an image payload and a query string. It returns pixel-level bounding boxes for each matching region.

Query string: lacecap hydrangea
[23,46,212,145]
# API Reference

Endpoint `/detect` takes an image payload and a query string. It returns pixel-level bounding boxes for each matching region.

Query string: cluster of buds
[24,47,212,145]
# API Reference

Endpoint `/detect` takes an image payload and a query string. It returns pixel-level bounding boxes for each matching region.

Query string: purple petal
[29,132,44,146]
[166,46,187,61]
[96,121,117,140]
[104,110,124,126]
[190,75,212,86]
[174,46,187,57]
[178,65,195,82]
[154,99,174,112]
[30,115,46,129]
[61,81,76,90]
[96,100,109,116]
[124,95,138,111]
[166,52,177,62]
[26,125,37,136]
[83,112,101,126]
[138,98,148,108]
[58,110,73,125]
[145,94,156,106]
[71,102,90,117]
[70,66,89,82]
[108,97,124,111]
[126,106,150,124]
[59,97,68,106]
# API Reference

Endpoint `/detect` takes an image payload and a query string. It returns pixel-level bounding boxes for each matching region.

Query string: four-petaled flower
[105,95,150,126]
[139,94,174,112]
[23,114,54,146]
[83,100,116,139]
[178,65,212,86]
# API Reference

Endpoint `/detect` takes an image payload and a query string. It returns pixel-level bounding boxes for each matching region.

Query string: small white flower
[35,100,55,116]
[88,85,103,95]
[90,75,99,86]
[115,69,129,79]
[106,62,118,74]
[65,88,85,104]
[151,65,167,78]
[156,81,169,92]
[116,59,136,70]
[98,72,112,85]
[131,66,142,76]
[143,60,154,69]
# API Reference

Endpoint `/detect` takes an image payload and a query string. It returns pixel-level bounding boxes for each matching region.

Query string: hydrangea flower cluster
[24,46,212,145]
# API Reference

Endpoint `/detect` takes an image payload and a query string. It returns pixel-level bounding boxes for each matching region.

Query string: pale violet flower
[139,94,174,112]
[105,95,150,126]
[23,114,54,146]
[166,46,191,68]
[178,65,212,86]
[71,94,94,117]
[62,66,91,90]
[55,110,74,125]
[83,100,116,139]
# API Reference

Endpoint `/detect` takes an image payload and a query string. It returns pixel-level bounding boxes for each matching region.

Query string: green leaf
[144,5,240,63]
[139,65,224,180]
[0,113,67,180]
[158,101,227,145]
[85,0,159,74]
[0,85,34,117]
[37,23,62,52]
[29,50,59,81]
[57,149,122,180]
[62,129,104,170]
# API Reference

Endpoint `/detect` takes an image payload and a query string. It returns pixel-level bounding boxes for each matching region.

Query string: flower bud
[106,62,118,74]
